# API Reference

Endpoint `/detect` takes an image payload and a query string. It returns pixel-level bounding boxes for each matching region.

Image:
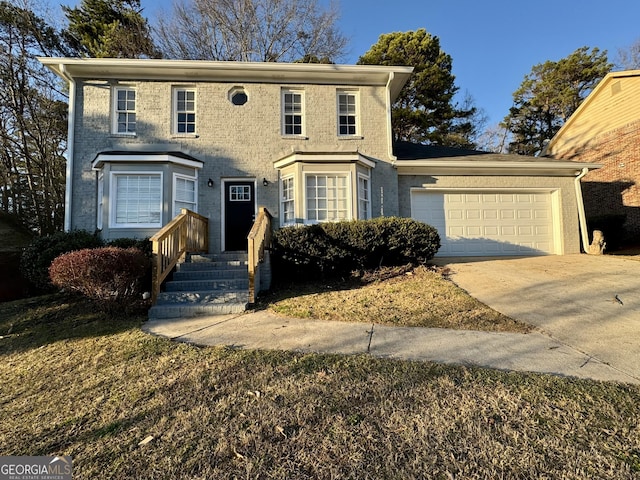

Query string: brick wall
[551,119,640,243]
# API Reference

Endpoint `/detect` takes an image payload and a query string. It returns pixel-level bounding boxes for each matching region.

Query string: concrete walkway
[144,254,640,385]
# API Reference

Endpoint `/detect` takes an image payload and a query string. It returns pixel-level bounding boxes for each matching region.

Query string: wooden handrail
[150,209,208,303]
[247,207,273,303]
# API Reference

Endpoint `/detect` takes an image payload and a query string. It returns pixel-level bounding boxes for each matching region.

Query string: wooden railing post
[247,207,272,304]
[149,209,209,305]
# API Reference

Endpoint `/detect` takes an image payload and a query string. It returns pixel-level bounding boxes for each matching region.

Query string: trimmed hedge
[20,230,103,292]
[272,217,440,279]
[49,247,150,309]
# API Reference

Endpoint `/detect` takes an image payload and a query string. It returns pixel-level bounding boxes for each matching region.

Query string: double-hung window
[174,87,196,134]
[337,91,358,136]
[358,174,371,220]
[281,176,295,225]
[113,86,136,134]
[173,174,197,217]
[111,173,162,228]
[306,174,349,222]
[282,89,304,136]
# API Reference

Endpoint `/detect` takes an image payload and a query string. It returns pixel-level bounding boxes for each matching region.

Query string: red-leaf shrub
[49,247,150,309]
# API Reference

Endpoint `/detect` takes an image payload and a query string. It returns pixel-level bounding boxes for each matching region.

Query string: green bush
[49,247,150,310]
[20,230,103,292]
[272,217,440,280]
[107,237,152,257]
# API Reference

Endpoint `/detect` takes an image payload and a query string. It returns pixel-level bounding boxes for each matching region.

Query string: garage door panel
[411,190,556,256]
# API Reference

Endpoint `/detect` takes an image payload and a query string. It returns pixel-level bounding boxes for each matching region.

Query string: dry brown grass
[1,294,640,479]
[263,265,531,333]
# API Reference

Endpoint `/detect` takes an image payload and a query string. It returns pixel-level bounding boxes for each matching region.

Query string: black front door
[224,181,255,251]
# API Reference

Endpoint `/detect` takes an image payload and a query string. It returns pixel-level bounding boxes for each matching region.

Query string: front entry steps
[148,252,249,320]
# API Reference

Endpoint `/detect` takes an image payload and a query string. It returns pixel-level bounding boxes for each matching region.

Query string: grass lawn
[1,292,640,479]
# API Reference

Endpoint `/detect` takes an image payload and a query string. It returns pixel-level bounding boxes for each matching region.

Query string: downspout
[60,64,75,232]
[385,72,396,162]
[574,167,590,253]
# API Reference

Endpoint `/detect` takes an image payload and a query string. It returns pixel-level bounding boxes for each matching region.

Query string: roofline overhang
[394,159,601,176]
[274,151,376,169]
[38,57,413,102]
[92,152,204,170]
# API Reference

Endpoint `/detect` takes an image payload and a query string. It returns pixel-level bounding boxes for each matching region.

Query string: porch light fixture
[262,178,269,186]
[207,178,214,188]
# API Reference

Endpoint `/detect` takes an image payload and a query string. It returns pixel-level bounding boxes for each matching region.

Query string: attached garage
[393,142,601,257]
[411,189,559,256]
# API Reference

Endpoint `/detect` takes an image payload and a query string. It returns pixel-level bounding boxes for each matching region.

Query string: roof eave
[394,160,601,176]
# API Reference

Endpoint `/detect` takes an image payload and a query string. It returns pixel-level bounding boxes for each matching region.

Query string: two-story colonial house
[39,58,598,315]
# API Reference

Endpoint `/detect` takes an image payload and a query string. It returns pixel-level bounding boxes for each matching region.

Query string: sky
[49,0,640,127]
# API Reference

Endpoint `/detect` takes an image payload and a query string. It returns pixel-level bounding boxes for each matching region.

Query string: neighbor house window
[113,86,136,134]
[306,174,349,222]
[111,173,162,227]
[281,176,295,225]
[282,89,304,135]
[337,91,358,136]
[173,174,197,217]
[174,87,196,134]
[358,174,370,220]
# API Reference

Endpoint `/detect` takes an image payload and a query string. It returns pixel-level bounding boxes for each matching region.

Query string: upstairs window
[174,87,196,134]
[337,91,358,136]
[282,89,304,136]
[113,87,136,134]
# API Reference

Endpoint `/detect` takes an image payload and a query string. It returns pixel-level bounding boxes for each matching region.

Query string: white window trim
[112,86,136,135]
[173,86,197,136]
[357,173,371,220]
[173,172,198,218]
[337,90,360,137]
[109,171,163,229]
[280,174,296,227]
[304,172,352,224]
[97,171,104,230]
[281,88,305,137]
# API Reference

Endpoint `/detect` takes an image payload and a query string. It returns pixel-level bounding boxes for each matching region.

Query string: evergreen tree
[503,46,612,156]
[64,0,160,58]
[358,29,476,147]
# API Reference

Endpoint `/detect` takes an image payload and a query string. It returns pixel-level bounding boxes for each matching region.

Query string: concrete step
[148,301,248,319]
[177,261,248,272]
[164,278,249,292]
[156,289,249,305]
[172,268,248,280]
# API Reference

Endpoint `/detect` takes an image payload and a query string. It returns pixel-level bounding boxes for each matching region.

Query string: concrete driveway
[439,254,640,382]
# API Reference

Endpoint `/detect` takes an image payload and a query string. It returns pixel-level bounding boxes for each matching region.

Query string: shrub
[49,247,150,310]
[107,237,152,257]
[272,217,440,280]
[20,230,103,292]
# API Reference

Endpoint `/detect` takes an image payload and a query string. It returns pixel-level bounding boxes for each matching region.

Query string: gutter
[385,72,397,162]
[574,167,590,253]
[59,64,75,232]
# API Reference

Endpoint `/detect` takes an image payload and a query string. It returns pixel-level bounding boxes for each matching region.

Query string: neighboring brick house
[544,70,640,246]
[41,57,596,258]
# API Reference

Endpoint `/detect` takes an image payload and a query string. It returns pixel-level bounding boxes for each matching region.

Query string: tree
[0,0,70,234]
[153,0,347,62]
[616,37,640,70]
[502,46,612,156]
[63,0,160,58]
[358,29,475,148]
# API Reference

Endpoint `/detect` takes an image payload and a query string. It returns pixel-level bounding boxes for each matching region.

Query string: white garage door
[411,190,556,256]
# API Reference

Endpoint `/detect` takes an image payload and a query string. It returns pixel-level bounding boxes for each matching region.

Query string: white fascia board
[38,57,413,98]
[274,152,376,169]
[394,160,601,176]
[92,153,204,170]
